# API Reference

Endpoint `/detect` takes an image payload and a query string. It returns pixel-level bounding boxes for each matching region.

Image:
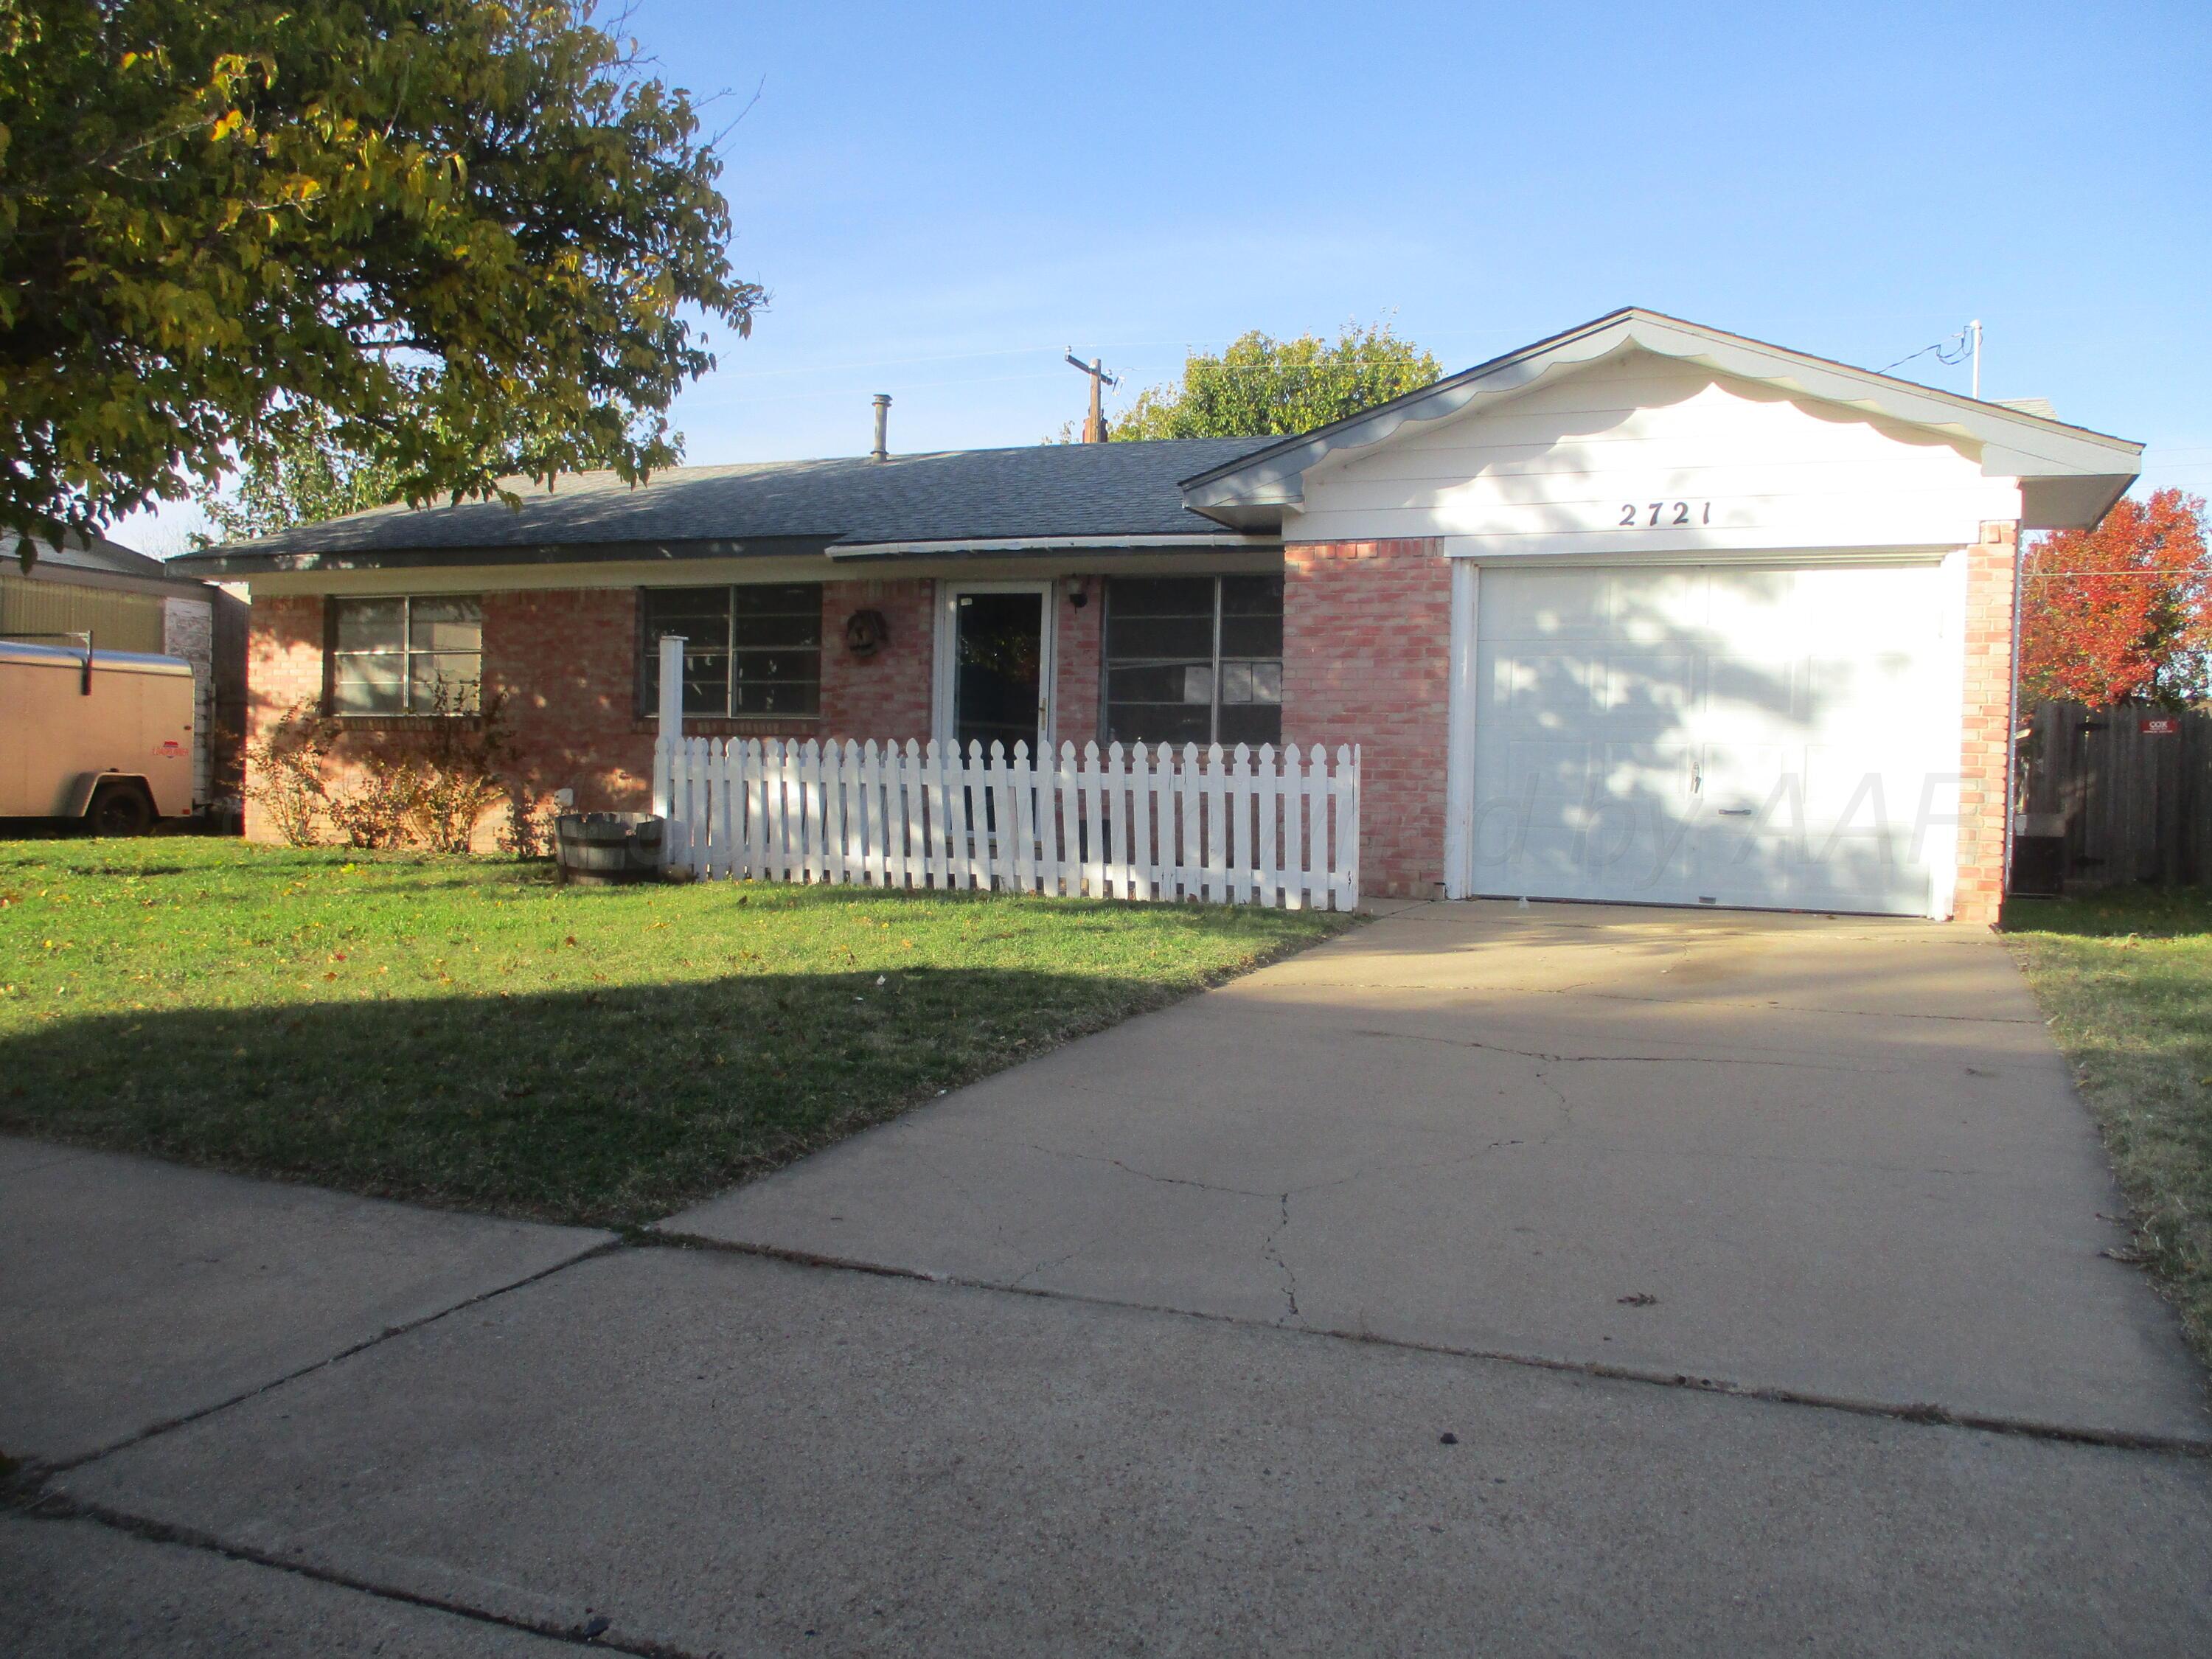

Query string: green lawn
[2005,888,2212,1365]
[0,840,1351,1227]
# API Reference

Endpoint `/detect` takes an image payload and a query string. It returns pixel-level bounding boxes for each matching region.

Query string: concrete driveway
[665,900,2210,1441]
[13,902,2212,1655]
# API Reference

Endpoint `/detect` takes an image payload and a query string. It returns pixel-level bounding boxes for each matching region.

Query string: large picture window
[641,584,822,718]
[1103,574,1282,748]
[328,595,482,715]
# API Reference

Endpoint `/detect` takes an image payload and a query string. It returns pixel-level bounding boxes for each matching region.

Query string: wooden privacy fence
[655,735,1362,910]
[2016,700,2212,888]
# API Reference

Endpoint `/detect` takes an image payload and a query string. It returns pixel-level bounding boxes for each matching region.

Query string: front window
[641,584,823,717]
[328,595,481,714]
[1104,574,1282,747]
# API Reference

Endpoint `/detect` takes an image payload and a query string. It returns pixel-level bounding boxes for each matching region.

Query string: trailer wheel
[87,781,155,838]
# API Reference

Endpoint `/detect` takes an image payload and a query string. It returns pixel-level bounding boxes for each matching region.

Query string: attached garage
[1180,307,2147,922]
[1469,560,1955,916]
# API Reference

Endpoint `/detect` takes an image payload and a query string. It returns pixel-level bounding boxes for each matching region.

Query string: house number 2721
[1619,501,1714,526]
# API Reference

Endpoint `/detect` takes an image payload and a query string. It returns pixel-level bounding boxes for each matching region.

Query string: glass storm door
[953,589,1047,755]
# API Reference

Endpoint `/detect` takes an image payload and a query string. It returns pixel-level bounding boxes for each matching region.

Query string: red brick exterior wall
[1955,521,2020,927]
[483,588,652,812]
[1283,538,1451,898]
[243,578,941,848]
[1054,577,1102,753]
[821,578,934,738]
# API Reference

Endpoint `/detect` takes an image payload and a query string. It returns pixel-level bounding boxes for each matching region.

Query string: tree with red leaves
[2019,488,2212,706]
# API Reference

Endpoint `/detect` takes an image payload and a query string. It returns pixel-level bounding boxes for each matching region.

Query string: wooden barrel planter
[554,813,665,886]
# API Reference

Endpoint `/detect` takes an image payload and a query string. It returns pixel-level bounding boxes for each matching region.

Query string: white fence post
[653,633,685,870]
[660,731,1362,908]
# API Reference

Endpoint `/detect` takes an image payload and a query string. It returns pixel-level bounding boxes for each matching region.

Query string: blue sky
[128,0,2212,551]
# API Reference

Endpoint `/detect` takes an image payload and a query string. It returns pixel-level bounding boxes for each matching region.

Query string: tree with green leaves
[1103,321,1441,442]
[0,1,759,566]
[194,384,630,543]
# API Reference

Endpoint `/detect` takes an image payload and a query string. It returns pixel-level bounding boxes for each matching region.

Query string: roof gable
[1179,308,2143,532]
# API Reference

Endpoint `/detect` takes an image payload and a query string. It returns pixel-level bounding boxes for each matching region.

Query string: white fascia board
[1183,310,2143,514]
[825,532,1276,560]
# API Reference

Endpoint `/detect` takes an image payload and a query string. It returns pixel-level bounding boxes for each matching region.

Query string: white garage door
[1470,562,1952,915]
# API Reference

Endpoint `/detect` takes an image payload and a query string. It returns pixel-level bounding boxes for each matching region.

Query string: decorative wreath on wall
[844,608,889,658]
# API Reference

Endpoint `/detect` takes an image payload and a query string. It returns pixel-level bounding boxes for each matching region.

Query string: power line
[1880,335,1973,373]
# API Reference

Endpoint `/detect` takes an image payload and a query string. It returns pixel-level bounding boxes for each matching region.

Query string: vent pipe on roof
[871,394,891,462]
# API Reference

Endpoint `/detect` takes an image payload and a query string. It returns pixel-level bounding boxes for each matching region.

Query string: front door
[942,585,1051,756]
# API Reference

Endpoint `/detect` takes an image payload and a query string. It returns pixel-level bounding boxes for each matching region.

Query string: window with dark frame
[641,584,823,718]
[1103,574,1283,748]
[327,595,482,715]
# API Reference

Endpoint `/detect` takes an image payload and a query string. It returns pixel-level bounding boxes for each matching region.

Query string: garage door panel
[1473,563,1946,916]
[1490,653,1601,726]
[1705,655,1803,730]
[1484,566,1613,639]
[1597,650,1700,723]
[1606,568,1709,639]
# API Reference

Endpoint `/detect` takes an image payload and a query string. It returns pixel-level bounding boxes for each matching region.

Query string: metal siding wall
[0,576,167,654]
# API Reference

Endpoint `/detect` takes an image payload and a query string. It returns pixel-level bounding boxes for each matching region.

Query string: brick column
[1954,520,2020,926]
[1283,538,1451,898]
[1054,577,1102,751]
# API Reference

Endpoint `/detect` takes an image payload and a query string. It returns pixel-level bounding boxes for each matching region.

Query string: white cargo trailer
[1,638,198,833]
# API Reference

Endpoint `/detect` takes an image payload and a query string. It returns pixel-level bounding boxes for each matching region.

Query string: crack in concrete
[1347,1026,1877,1073]
[906,1144,1013,1253]
[1530,1064,1574,1147]
[1282,1137,1529,1200]
[1010,1231,1113,1290]
[17,1237,624,1482]
[17,1498,707,1658]
[1015,1141,1281,1201]
[1259,1192,1300,1326]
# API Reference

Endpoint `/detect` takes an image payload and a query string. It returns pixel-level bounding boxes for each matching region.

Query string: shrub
[241,701,339,846]
[239,684,526,852]
[498,786,563,860]
[324,759,422,849]
[403,684,514,852]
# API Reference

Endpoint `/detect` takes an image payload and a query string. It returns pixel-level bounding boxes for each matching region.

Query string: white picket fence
[655,734,1361,910]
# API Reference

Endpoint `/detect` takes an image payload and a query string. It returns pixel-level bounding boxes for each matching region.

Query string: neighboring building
[1,530,247,808]
[170,310,2143,922]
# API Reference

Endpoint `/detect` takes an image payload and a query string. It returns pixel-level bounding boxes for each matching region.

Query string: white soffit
[1180,309,2143,530]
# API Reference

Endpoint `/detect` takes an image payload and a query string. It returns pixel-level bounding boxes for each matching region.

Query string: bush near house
[0,841,1349,1226]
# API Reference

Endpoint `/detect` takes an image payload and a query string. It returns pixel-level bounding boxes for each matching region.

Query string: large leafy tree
[2019,488,2211,706]
[1104,321,1441,442]
[0,1,759,566]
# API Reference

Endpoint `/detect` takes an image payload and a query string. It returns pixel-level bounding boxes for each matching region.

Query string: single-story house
[4,529,248,807]
[173,309,2142,922]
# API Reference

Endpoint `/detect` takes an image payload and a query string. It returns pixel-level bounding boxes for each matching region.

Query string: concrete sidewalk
[45,1246,2212,1657]
[0,1136,611,1468]
[662,901,2211,1441]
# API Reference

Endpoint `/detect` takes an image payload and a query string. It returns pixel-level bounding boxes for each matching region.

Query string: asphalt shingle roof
[3,531,169,579]
[170,439,1276,573]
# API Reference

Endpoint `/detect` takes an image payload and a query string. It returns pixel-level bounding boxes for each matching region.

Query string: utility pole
[1969,319,1982,400]
[1065,352,1119,443]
